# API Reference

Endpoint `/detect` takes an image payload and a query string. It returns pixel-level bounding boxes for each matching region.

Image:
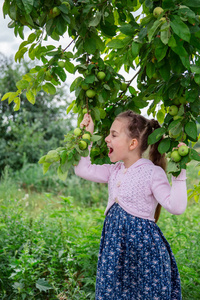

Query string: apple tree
[1,0,200,192]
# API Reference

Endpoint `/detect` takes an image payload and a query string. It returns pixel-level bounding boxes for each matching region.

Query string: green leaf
[131,41,140,59]
[36,279,53,292]
[182,0,200,7]
[28,32,37,43]
[185,122,197,140]
[190,65,200,74]
[70,77,82,92]
[15,47,28,62]
[54,67,66,82]
[92,107,101,121]
[106,39,125,49]
[148,19,163,43]
[160,22,171,45]
[26,90,35,104]
[170,15,191,42]
[38,155,46,164]
[120,24,136,35]
[91,135,102,142]
[64,61,74,74]
[1,92,13,101]
[22,0,34,14]
[189,149,200,161]
[13,98,21,111]
[83,38,96,54]
[155,44,168,62]
[167,160,181,174]
[16,79,29,90]
[85,74,95,84]
[146,63,155,79]
[194,74,200,85]
[158,138,171,154]
[43,162,51,174]
[148,127,166,145]
[43,83,56,95]
[88,11,101,27]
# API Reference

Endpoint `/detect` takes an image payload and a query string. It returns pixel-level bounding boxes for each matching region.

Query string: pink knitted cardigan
[75,156,187,222]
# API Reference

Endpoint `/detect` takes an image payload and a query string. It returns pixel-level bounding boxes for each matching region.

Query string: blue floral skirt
[95,203,182,300]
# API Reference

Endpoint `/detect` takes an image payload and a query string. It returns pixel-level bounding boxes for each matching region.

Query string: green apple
[79,140,87,150]
[82,108,87,114]
[120,82,127,91]
[168,105,179,116]
[153,7,164,18]
[178,145,189,156]
[86,89,96,98]
[171,150,181,162]
[74,128,81,136]
[97,71,106,80]
[82,133,91,140]
[58,61,65,68]
[51,7,61,18]
[62,1,70,9]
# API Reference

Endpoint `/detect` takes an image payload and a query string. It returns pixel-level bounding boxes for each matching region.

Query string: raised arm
[74,113,112,183]
[151,167,187,215]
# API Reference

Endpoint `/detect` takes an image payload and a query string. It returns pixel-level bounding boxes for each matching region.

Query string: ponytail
[148,119,167,223]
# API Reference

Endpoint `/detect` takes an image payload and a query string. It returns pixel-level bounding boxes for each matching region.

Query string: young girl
[75,110,187,300]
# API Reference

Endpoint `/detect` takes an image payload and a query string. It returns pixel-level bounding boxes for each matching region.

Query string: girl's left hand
[80,113,94,134]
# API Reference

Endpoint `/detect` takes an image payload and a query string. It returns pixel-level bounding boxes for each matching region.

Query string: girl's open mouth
[108,147,113,156]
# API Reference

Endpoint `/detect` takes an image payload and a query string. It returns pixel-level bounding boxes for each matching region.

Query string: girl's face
[105,118,139,166]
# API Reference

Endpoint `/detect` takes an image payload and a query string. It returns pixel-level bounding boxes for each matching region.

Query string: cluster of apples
[82,70,106,99]
[169,143,189,163]
[73,127,91,150]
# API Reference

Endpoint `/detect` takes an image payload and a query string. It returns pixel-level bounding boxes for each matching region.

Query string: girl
[75,110,187,300]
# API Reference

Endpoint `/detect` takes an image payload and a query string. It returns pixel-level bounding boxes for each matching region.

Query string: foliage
[1,1,200,177]
[0,168,199,299]
[0,54,74,175]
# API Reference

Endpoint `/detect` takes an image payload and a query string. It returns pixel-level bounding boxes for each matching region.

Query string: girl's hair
[116,110,167,223]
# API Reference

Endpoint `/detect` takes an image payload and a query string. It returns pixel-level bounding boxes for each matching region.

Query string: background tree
[1,0,200,186]
[0,53,74,175]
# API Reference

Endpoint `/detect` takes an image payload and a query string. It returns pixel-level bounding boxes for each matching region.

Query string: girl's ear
[130,138,139,150]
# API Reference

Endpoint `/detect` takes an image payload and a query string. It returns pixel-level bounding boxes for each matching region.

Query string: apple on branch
[153,7,164,18]
[178,143,189,156]
[171,149,181,162]
[168,105,179,116]
[86,89,96,98]
[79,140,88,150]
[97,71,106,80]
[74,128,82,136]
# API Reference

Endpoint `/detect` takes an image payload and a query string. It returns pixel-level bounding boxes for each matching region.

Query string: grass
[0,162,200,299]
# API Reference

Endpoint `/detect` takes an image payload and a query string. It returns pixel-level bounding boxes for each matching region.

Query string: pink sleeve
[74,155,112,183]
[151,167,187,215]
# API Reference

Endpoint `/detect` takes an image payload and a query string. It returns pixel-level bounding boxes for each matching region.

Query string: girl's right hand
[80,113,94,134]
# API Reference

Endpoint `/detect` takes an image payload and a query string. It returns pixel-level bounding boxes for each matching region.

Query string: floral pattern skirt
[95,203,182,300]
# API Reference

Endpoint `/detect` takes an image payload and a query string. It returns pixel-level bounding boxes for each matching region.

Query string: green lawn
[0,162,199,299]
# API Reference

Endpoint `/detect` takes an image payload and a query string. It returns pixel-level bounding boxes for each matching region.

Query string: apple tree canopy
[1,0,200,181]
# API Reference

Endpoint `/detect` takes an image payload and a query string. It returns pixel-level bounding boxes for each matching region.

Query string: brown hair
[116,110,167,223]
